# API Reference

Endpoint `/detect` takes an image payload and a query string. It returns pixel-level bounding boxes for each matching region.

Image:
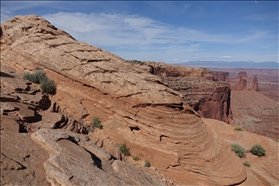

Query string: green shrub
[250,144,266,157]
[118,143,130,156]
[40,78,56,94]
[23,70,56,95]
[231,143,246,158]
[144,160,151,167]
[234,126,243,131]
[243,161,251,167]
[132,155,140,161]
[92,117,103,129]
[23,70,46,84]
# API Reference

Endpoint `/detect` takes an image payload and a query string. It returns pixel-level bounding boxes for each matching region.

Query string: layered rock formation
[1,14,278,185]
[204,118,279,185]
[143,62,233,123]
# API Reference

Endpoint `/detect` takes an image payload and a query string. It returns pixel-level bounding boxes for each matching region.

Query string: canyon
[1,15,278,186]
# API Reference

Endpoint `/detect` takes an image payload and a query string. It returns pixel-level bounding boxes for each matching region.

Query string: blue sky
[1,1,278,64]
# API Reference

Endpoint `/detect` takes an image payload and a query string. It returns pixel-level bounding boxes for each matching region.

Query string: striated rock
[204,118,279,185]
[144,62,233,123]
[31,128,164,186]
[1,14,250,185]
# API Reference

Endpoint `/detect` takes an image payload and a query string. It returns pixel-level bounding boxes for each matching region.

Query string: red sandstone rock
[249,75,260,91]
[2,14,278,186]
[232,76,247,90]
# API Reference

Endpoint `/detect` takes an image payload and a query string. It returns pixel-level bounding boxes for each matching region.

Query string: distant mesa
[178,61,279,70]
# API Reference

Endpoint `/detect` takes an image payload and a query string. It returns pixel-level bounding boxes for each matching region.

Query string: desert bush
[92,117,103,129]
[234,126,243,131]
[132,155,140,161]
[231,143,246,158]
[243,161,251,167]
[144,160,151,167]
[118,143,130,156]
[40,78,56,94]
[250,144,266,157]
[23,70,56,95]
[23,70,46,84]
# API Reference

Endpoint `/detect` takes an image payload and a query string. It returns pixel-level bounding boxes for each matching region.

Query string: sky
[1,1,278,64]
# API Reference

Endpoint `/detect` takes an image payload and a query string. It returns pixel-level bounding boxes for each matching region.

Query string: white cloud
[219,56,232,59]
[42,12,274,49]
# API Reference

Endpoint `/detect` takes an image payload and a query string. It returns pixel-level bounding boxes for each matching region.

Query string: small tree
[250,144,266,157]
[118,143,130,156]
[231,143,246,158]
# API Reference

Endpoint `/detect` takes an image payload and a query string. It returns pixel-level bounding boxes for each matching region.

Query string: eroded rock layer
[143,62,233,123]
[0,15,248,185]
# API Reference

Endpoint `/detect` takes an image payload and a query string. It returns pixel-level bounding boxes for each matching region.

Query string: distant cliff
[144,62,233,123]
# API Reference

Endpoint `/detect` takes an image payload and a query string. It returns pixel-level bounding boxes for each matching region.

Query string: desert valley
[1,15,278,186]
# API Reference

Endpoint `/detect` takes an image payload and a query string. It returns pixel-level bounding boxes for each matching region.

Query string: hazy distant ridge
[178,61,278,69]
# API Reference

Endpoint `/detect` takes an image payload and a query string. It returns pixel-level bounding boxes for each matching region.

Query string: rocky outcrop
[232,76,247,90]
[232,71,261,92]
[0,14,262,185]
[0,67,166,186]
[31,128,163,186]
[144,62,233,123]
[238,71,249,79]
[211,71,230,82]
[249,75,260,91]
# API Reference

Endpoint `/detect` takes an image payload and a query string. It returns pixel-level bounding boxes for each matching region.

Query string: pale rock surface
[31,128,164,186]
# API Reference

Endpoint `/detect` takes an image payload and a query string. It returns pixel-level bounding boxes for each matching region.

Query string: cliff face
[145,62,233,123]
[1,15,278,186]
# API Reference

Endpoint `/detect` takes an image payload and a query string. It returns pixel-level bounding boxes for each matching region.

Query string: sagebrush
[23,70,56,94]
[231,143,246,158]
[250,144,266,157]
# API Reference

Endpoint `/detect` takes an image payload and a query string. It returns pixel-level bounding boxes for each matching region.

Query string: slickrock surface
[2,14,278,185]
[0,53,163,185]
[143,62,233,123]
[31,128,163,186]
[204,118,279,185]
